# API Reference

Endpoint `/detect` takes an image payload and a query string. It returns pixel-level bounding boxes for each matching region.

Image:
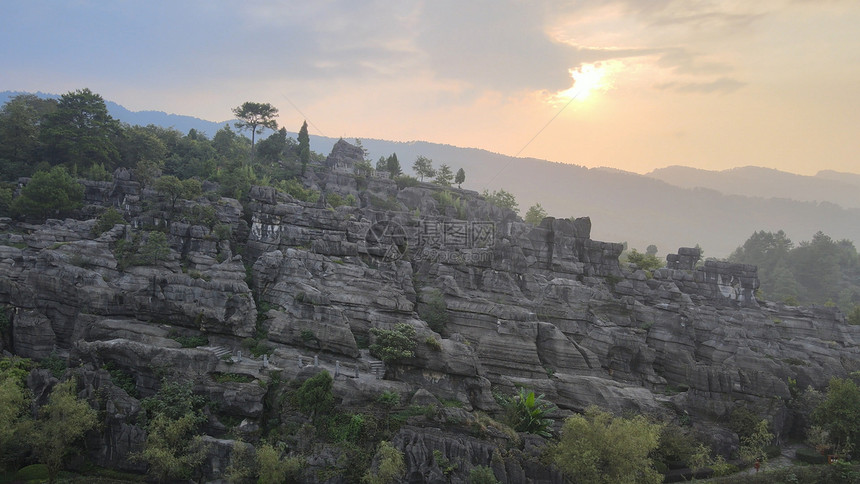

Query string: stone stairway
[201,345,232,359]
[369,360,386,379]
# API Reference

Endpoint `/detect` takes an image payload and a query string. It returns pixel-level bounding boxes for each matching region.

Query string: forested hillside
[728,230,860,317]
[5,90,860,258]
[2,88,860,483]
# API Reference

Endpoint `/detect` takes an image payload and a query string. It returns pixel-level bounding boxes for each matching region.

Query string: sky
[2,0,859,176]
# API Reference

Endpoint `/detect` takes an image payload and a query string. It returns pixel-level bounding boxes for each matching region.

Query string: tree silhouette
[232,102,279,163]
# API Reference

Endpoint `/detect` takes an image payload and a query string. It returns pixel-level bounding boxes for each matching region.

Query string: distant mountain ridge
[4,90,860,257]
[646,165,860,209]
[0,90,228,136]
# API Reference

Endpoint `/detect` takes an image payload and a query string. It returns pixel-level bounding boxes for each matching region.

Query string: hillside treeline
[0,89,319,207]
[729,230,860,315]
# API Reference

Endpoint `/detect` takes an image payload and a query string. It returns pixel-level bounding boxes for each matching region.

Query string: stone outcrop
[3,151,860,481]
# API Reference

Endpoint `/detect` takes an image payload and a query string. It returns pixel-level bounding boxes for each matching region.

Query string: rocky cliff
[1,148,858,482]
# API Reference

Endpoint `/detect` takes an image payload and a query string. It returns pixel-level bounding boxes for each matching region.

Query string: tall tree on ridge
[40,88,120,170]
[232,102,279,164]
[298,120,310,176]
[412,155,435,182]
[455,167,465,188]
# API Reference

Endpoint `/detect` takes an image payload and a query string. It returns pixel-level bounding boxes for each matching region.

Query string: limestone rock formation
[2,149,859,481]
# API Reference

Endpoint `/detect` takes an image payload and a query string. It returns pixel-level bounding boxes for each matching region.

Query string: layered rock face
[2,157,859,481]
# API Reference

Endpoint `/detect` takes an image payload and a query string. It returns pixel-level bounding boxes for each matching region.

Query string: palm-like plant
[502,388,555,437]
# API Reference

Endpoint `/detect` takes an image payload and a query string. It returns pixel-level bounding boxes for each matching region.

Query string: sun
[556,63,608,102]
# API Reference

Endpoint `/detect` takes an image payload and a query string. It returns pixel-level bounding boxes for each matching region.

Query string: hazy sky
[3,0,859,175]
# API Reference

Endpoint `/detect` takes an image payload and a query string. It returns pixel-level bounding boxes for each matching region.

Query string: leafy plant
[425,336,442,351]
[500,388,555,437]
[625,248,664,272]
[377,391,401,407]
[433,449,457,476]
[92,207,126,235]
[291,370,334,417]
[30,378,100,483]
[420,289,450,333]
[38,353,67,379]
[171,334,209,348]
[103,361,138,397]
[363,441,405,484]
[552,406,663,484]
[739,419,774,464]
[370,324,417,362]
[469,465,499,484]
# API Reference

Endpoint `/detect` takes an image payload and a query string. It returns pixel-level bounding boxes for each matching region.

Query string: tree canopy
[524,203,548,225]
[40,88,121,170]
[729,230,860,310]
[232,102,279,163]
[483,189,519,214]
[552,406,663,484]
[434,163,454,186]
[298,120,310,176]
[455,167,465,188]
[412,155,435,181]
[11,166,84,220]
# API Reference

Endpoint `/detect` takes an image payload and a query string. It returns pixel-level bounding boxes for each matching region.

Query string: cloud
[654,77,747,94]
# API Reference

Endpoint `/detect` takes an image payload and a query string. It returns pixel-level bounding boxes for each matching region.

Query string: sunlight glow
[557,63,607,102]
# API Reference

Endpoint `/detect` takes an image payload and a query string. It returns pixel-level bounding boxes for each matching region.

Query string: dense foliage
[729,230,860,311]
[552,406,663,484]
[499,388,555,437]
[0,90,327,219]
[369,323,418,362]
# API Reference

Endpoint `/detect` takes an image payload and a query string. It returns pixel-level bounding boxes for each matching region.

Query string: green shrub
[13,464,50,482]
[38,353,67,379]
[425,336,442,351]
[213,223,232,241]
[377,391,401,407]
[278,178,319,203]
[291,370,334,416]
[419,289,449,333]
[241,337,272,357]
[433,449,457,476]
[103,361,138,397]
[11,166,84,220]
[394,175,420,190]
[469,465,500,484]
[625,248,664,272]
[186,204,216,227]
[0,186,12,217]
[552,406,663,484]
[368,194,400,211]
[329,413,367,444]
[728,406,760,440]
[363,441,405,484]
[499,388,555,437]
[328,192,356,209]
[433,190,465,218]
[370,324,417,362]
[846,306,860,326]
[93,207,126,235]
[171,334,209,348]
[257,443,304,484]
[482,189,518,213]
[300,329,316,343]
